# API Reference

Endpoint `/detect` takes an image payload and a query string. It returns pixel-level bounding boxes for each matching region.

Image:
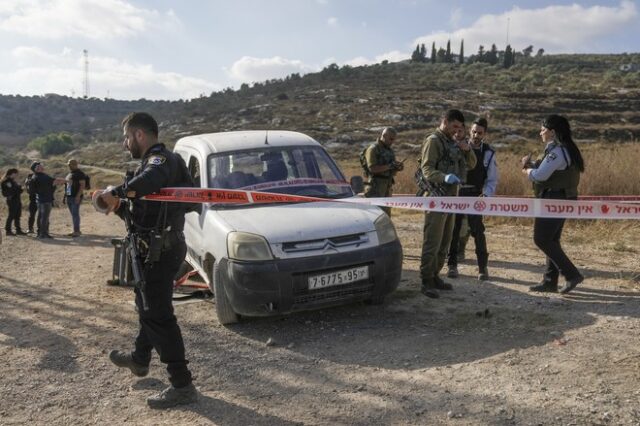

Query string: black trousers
[5,199,22,232]
[132,236,192,388]
[28,200,38,232]
[533,191,581,284]
[447,213,488,271]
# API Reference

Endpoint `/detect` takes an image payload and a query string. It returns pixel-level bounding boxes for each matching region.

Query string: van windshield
[207,146,354,198]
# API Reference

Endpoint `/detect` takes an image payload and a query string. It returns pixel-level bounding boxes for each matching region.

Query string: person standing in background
[64,159,87,237]
[1,168,26,236]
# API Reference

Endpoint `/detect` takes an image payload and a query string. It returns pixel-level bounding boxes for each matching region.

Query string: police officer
[522,114,584,294]
[362,127,404,216]
[447,118,498,281]
[418,109,476,298]
[98,112,197,409]
[1,168,26,236]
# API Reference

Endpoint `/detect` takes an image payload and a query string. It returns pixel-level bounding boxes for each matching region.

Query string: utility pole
[506,17,510,47]
[83,49,90,99]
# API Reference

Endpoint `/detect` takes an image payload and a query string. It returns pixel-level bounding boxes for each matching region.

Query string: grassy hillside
[0,53,638,173]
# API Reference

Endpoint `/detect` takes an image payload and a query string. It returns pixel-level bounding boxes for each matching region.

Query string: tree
[420,44,427,62]
[431,42,436,63]
[536,48,545,58]
[436,47,446,63]
[445,40,452,63]
[411,44,421,62]
[477,45,485,63]
[503,44,514,68]
[28,132,74,156]
[522,45,534,57]
[459,39,464,64]
[486,44,498,65]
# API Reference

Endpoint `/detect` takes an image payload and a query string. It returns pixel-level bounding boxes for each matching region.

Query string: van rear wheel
[212,262,239,325]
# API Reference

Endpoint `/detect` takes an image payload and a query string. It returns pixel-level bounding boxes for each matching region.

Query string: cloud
[343,50,409,67]
[0,0,180,39]
[228,56,315,83]
[449,7,462,29]
[327,17,338,26]
[414,1,638,54]
[0,47,219,100]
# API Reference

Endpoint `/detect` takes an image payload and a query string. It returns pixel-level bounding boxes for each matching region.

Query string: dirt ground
[1,204,640,425]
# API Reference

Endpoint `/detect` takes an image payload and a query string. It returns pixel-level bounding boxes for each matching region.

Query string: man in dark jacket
[30,161,65,239]
[64,159,87,237]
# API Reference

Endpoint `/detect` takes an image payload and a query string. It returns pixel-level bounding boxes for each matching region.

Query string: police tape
[138,187,640,220]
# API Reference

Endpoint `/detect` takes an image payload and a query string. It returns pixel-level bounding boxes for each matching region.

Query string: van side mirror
[350,176,364,194]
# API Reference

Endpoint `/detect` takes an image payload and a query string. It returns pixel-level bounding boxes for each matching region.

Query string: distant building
[619,63,640,72]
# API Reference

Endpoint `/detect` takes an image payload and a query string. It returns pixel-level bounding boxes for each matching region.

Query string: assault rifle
[414,168,446,197]
[121,200,151,311]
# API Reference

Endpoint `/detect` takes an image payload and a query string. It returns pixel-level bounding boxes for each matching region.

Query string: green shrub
[28,132,74,156]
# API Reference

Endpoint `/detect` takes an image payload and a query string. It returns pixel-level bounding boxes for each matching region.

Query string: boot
[478,268,489,281]
[420,278,439,299]
[147,383,198,409]
[529,281,558,293]
[433,275,453,291]
[6,230,15,236]
[560,275,584,294]
[15,229,27,236]
[446,266,458,279]
[109,350,149,377]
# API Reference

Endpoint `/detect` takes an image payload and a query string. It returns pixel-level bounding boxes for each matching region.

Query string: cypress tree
[459,39,464,64]
[420,43,427,62]
[431,42,436,63]
[445,40,451,63]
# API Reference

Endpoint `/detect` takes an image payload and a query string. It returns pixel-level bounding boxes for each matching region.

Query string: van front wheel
[212,262,239,325]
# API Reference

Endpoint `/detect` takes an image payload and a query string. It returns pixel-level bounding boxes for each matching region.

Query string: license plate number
[308,266,369,290]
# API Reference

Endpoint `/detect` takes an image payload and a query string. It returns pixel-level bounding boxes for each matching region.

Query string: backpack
[83,173,91,190]
[359,146,371,177]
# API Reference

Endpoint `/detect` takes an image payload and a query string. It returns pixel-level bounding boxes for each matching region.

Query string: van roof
[174,130,320,155]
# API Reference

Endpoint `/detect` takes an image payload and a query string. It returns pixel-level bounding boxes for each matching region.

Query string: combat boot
[420,278,439,299]
[433,275,453,291]
[478,268,489,281]
[446,266,458,279]
[109,350,149,377]
[147,383,198,409]
[529,281,558,293]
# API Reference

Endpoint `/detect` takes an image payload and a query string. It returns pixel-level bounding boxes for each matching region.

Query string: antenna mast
[506,17,510,46]
[83,49,90,99]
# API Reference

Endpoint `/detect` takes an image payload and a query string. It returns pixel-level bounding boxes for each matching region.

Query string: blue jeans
[67,197,81,233]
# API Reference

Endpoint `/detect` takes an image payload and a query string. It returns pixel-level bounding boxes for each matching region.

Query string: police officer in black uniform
[1,168,26,236]
[522,114,585,294]
[98,112,197,409]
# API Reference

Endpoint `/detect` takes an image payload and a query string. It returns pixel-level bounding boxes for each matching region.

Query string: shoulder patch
[148,155,166,166]
[546,152,557,162]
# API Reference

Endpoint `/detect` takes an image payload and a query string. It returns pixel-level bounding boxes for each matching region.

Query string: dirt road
[1,205,639,425]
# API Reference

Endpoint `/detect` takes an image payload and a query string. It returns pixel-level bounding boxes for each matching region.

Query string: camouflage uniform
[419,129,476,286]
[363,139,397,215]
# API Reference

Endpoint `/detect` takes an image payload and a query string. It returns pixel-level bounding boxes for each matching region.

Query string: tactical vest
[430,133,466,177]
[465,144,494,194]
[365,141,396,179]
[533,144,580,199]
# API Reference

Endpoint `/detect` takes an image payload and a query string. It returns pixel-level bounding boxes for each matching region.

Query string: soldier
[418,109,477,298]
[1,168,26,236]
[447,118,498,281]
[98,112,198,409]
[361,127,404,216]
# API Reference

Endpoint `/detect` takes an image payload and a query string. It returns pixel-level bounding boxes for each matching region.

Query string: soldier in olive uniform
[362,127,404,216]
[98,112,198,409]
[419,110,477,298]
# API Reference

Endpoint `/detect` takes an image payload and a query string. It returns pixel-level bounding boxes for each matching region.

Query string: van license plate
[308,266,369,290]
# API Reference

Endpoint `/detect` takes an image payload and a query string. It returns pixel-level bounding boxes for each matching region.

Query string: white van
[174,131,402,324]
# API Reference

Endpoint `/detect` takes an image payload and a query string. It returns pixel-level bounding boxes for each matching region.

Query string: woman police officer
[522,114,585,294]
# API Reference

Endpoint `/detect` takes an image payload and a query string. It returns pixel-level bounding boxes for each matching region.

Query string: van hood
[213,201,382,242]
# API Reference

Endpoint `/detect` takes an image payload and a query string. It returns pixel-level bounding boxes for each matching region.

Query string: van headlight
[227,232,274,261]
[374,214,398,245]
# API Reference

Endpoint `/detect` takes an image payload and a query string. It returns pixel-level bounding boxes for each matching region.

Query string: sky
[0,0,638,101]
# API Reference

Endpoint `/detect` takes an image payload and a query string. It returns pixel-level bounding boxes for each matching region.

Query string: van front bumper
[217,240,402,317]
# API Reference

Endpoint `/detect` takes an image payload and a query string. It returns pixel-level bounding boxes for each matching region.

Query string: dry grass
[337,142,640,238]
